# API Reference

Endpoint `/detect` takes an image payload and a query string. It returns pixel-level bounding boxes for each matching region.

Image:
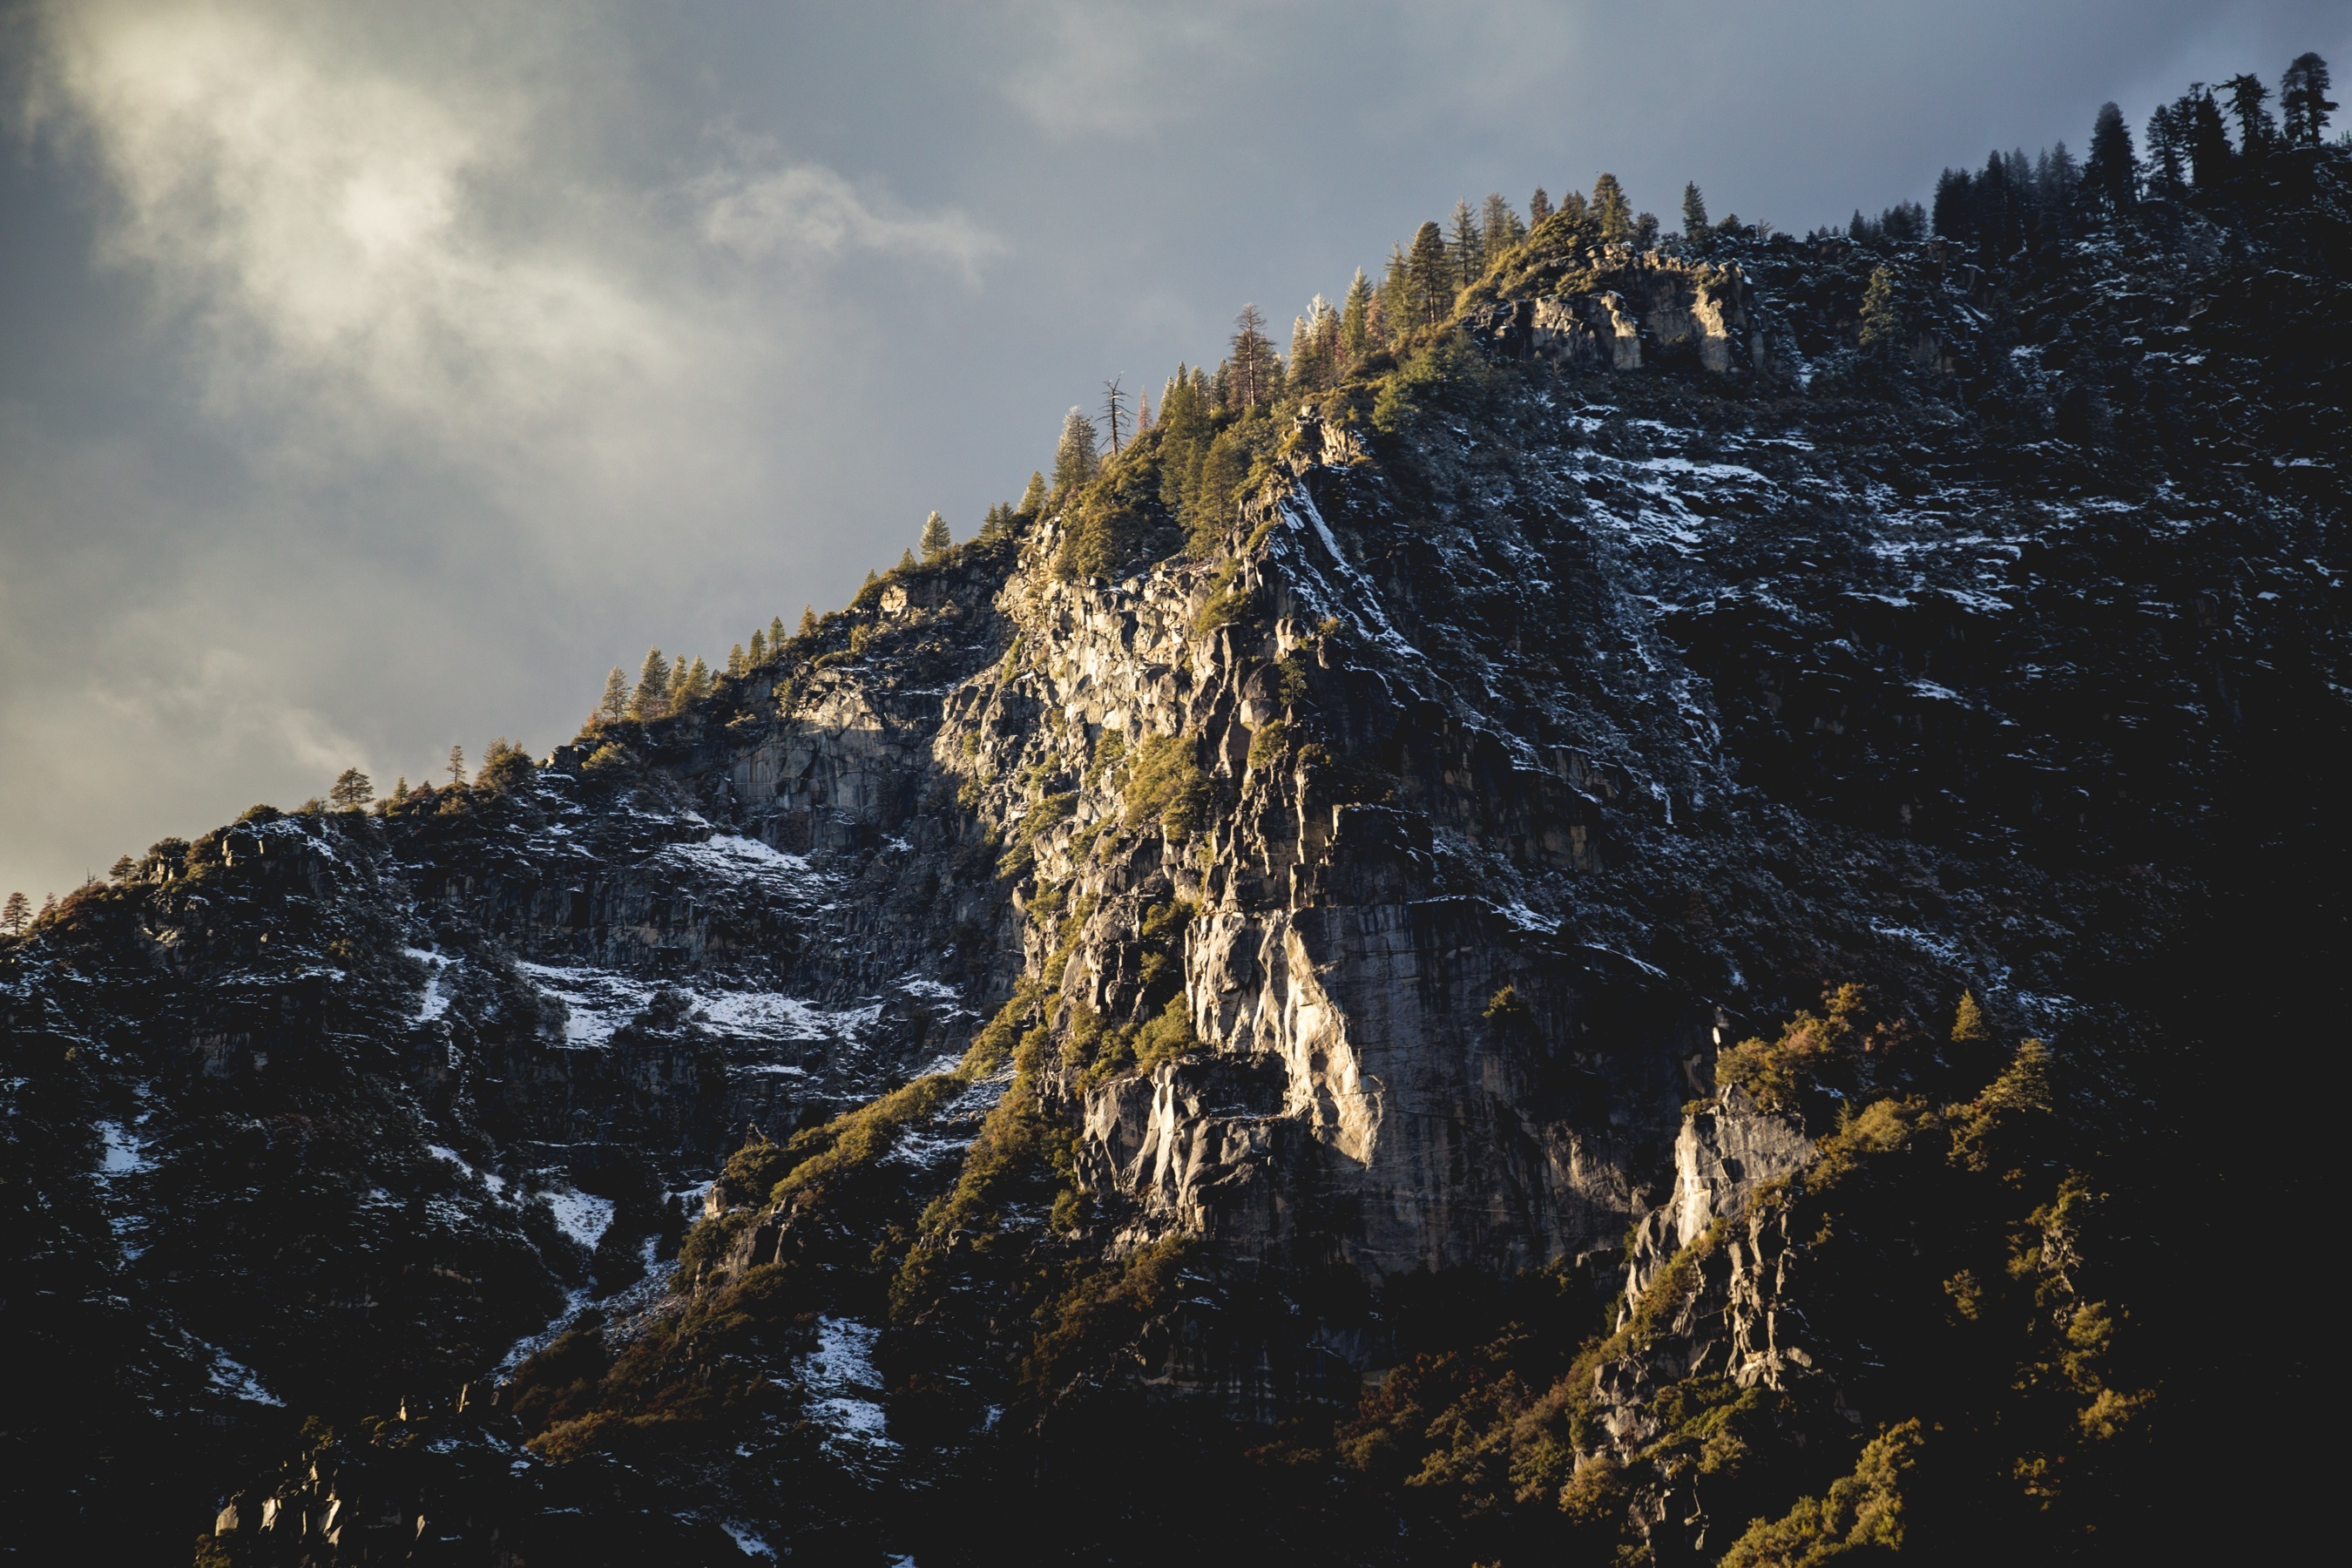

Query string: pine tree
[799,607,817,639]
[328,768,373,810]
[1529,186,1551,226]
[1133,388,1152,436]
[1378,243,1411,340]
[1951,990,1990,1048]
[769,616,787,649]
[390,777,409,806]
[477,738,536,794]
[1340,268,1373,361]
[1449,199,1484,286]
[2145,103,2187,193]
[1591,173,1632,242]
[667,653,693,708]
[2281,53,2336,147]
[1682,182,1708,236]
[1479,192,1520,257]
[1407,221,1450,325]
[2223,72,2274,156]
[1555,188,1589,224]
[1100,377,1128,456]
[598,666,630,722]
[2,890,24,934]
[1052,407,1099,494]
[680,657,713,706]
[921,510,952,559]
[1632,212,1659,249]
[1017,470,1050,518]
[2185,85,2234,186]
[1858,265,1905,355]
[898,547,918,571]
[628,649,670,722]
[1228,305,1275,407]
[748,629,767,666]
[38,893,55,919]
[2084,102,2137,206]
[727,643,747,678]
[446,744,467,785]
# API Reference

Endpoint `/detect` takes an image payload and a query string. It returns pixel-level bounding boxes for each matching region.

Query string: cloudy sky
[2,0,2343,900]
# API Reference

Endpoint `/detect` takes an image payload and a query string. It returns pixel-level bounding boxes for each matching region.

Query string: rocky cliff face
[5,148,2346,1565]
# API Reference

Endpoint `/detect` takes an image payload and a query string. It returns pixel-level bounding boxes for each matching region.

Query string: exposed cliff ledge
[6,146,2346,1563]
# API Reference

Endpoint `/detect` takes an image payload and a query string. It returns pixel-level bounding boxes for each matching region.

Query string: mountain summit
[5,69,2345,1566]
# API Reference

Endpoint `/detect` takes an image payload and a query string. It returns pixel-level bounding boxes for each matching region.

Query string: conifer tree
[727,643,747,678]
[1407,221,1450,325]
[748,629,767,666]
[1556,188,1589,224]
[1100,377,1128,456]
[1340,268,1373,361]
[770,615,788,649]
[898,548,918,571]
[2084,102,2137,206]
[798,607,816,638]
[1951,990,1990,1047]
[1052,407,1099,494]
[2223,72,2274,156]
[1591,173,1632,241]
[1682,182,1708,235]
[628,650,670,722]
[2145,103,2187,193]
[329,768,373,810]
[1858,265,1905,354]
[2184,85,2234,186]
[1479,192,1521,256]
[110,855,135,881]
[1,892,24,934]
[391,777,409,805]
[38,893,55,919]
[477,738,536,794]
[2281,53,2336,147]
[598,667,629,723]
[1133,388,1152,436]
[1378,244,1411,339]
[447,744,467,785]
[1633,212,1659,249]
[1017,470,1050,518]
[921,510,952,559]
[1228,305,1275,407]
[1449,199,1484,286]
[680,657,713,706]
[667,653,694,708]
[1529,186,1551,226]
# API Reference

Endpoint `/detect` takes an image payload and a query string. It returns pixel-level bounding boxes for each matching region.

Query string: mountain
[4,117,2345,1567]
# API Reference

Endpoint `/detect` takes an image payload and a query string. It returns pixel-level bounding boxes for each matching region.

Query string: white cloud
[697,148,1002,278]
[33,1,689,470]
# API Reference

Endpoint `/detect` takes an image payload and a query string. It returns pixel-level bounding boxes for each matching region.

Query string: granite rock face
[4,150,2347,1561]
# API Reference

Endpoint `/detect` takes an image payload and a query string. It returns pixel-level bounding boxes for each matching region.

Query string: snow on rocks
[802,1317,897,1458]
[541,1186,616,1251]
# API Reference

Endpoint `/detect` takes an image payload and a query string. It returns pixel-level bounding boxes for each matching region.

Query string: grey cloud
[3,0,2347,901]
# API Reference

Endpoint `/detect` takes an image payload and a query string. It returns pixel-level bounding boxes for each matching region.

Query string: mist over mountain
[3,47,2345,1567]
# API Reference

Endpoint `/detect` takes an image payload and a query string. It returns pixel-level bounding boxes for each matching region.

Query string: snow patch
[406,948,456,1022]
[209,1350,283,1406]
[657,835,829,896]
[720,1522,775,1559]
[425,1144,506,1197]
[804,1316,897,1456]
[95,1120,153,1176]
[542,1187,615,1250]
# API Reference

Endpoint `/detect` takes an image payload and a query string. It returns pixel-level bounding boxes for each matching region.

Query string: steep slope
[3,145,2345,1565]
